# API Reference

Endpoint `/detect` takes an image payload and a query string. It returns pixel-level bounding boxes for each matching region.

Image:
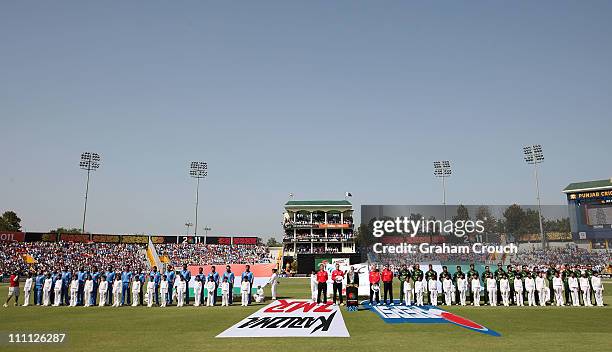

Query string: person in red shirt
[316,264,329,304]
[4,271,20,307]
[331,263,345,305]
[369,265,381,305]
[381,264,395,305]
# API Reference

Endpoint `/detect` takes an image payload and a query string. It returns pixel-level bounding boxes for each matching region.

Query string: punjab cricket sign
[363,302,500,337]
[217,300,350,338]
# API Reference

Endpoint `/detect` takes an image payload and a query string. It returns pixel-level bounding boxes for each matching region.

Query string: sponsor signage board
[363,301,500,336]
[217,299,350,338]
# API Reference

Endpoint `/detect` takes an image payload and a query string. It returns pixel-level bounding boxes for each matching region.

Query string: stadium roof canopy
[562,178,612,193]
[284,200,352,207]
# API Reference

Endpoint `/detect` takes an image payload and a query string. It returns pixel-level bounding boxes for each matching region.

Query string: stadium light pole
[523,144,546,249]
[185,222,193,236]
[79,152,101,234]
[203,226,211,244]
[434,160,452,222]
[189,161,207,237]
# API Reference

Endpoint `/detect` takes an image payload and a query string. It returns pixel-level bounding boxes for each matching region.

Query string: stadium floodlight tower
[185,222,193,236]
[79,152,101,234]
[523,144,546,249]
[433,160,452,205]
[189,161,207,237]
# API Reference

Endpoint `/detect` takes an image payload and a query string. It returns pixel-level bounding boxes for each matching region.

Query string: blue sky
[1,1,611,239]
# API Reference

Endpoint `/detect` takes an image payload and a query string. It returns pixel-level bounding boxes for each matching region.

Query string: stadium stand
[0,241,147,274]
[154,243,272,266]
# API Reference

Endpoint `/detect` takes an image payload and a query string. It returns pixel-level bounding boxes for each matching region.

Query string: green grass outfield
[2,279,611,352]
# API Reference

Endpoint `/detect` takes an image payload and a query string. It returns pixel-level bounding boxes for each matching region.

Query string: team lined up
[4,264,279,308]
[311,263,605,307]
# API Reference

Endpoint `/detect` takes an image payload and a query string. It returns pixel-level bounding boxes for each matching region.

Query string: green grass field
[2,279,611,352]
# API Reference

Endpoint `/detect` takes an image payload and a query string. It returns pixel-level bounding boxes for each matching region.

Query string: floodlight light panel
[442,160,450,168]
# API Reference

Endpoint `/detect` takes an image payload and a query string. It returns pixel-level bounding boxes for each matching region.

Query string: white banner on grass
[216,299,350,338]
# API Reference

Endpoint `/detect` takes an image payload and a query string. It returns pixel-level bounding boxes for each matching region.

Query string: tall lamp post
[203,226,212,244]
[185,222,193,237]
[433,160,452,222]
[79,152,101,234]
[189,161,207,237]
[523,144,545,249]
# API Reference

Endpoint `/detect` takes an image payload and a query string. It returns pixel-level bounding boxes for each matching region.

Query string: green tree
[266,237,282,247]
[503,204,526,234]
[522,209,541,235]
[475,205,497,242]
[454,205,470,221]
[49,227,82,234]
[0,211,22,231]
[544,217,570,232]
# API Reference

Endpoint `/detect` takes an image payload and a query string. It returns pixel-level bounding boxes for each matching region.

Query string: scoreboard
[566,189,612,239]
[206,236,232,245]
[233,237,258,245]
[206,236,259,245]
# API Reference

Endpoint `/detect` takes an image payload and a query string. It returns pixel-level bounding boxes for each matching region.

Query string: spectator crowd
[156,243,271,266]
[0,241,147,275]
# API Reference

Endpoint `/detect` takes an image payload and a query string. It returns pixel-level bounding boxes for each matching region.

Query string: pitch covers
[217,300,350,338]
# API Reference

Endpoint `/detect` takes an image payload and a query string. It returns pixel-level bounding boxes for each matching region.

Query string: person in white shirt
[414,277,424,306]
[194,276,203,307]
[513,276,524,306]
[428,277,438,306]
[98,275,108,306]
[591,272,604,307]
[221,277,230,306]
[42,274,53,306]
[176,275,186,307]
[535,272,546,306]
[499,275,510,307]
[83,276,94,307]
[402,277,413,305]
[552,273,564,306]
[159,274,168,307]
[456,275,467,306]
[205,277,216,306]
[240,277,250,306]
[268,269,279,300]
[579,273,592,307]
[255,285,265,303]
[146,277,156,307]
[172,275,180,304]
[53,277,63,307]
[310,271,318,302]
[442,277,453,306]
[70,275,79,307]
[131,276,141,307]
[486,274,497,306]
[112,276,122,307]
[471,275,481,306]
[22,273,33,307]
[568,272,580,306]
[524,273,536,306]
